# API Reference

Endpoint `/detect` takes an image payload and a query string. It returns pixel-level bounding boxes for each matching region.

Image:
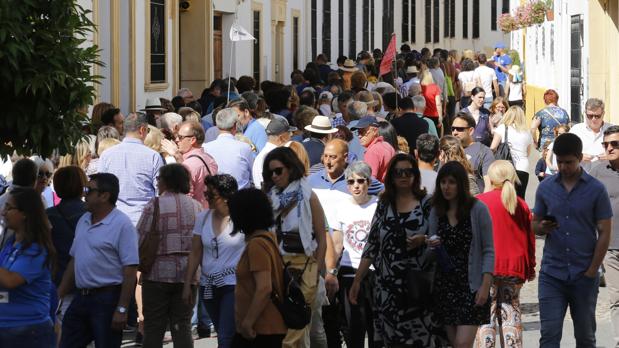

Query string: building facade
[512,0,619,125]
[82,0,510,115]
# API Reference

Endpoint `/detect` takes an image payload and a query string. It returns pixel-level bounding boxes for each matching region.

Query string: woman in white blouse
[490,106,534,198]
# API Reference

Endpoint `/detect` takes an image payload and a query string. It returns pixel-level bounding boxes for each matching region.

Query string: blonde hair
[58,138,93,170]
[97,138,121,156]
[144,125,164,152]
[500,106,528,132]
[287,141,310,176]
[462,49,476,61]
[397,136,410,154]
[419,70,435,86]
[439,135,474,174]
[184,111,201,123]
[488,160,521,215]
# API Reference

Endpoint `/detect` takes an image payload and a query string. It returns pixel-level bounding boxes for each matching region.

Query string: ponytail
[501,179,518,215]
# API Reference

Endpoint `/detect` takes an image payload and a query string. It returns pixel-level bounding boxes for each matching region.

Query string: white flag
[229,23,255,42]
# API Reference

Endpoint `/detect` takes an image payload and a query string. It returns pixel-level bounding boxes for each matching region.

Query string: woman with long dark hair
[429,161,494,348]
[262,147,327,347]
[350,153,446,347]
[0,188,57,347]
[461,88,493,146]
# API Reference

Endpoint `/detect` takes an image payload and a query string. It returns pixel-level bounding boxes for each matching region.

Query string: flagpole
[227,40,234,105]
[389,33,398,114]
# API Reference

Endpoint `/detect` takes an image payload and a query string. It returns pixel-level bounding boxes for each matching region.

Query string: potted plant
[530,0,548,25]
[497,13,518,33]
[544,0,554,21]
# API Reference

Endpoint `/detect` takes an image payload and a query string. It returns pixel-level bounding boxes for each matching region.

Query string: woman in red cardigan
[475,160,536,348]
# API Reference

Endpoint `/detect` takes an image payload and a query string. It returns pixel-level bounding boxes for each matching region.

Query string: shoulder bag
[138,197,160,274]
[494,126,514,164]
[254,234,311,330]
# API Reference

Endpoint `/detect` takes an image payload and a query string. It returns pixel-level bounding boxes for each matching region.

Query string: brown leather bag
[138,197,160,274]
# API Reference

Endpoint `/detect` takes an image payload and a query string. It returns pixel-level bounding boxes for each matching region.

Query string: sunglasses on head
[346,178,368,185]
[602,140,619,149]
[270,167,285,176]
[38,171,52,179]
[394,168,415,178]
[451,126,470,132]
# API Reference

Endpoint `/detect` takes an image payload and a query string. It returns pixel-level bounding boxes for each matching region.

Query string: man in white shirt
[473,54,500,109]
[570,98,614,171]
[252,116,295,188]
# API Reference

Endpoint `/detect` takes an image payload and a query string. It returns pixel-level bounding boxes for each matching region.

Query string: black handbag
[494,125,514,163]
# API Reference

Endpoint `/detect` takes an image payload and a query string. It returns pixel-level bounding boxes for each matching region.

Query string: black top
[390,112,430,153]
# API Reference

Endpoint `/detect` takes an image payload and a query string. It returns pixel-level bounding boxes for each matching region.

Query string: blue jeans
[0,320,55,348]
[60,288,122,348]
[205,285,236,348]
[538,271,599,348]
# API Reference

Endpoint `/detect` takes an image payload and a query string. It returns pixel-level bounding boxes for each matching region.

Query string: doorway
[214,13,223,79]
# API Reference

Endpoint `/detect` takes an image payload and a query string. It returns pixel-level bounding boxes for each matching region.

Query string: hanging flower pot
[546,9,554,21]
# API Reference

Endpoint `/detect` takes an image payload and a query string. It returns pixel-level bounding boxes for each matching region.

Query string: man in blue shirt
[230,98,267,152]
[492,42,512,96]
[533,133,613,348]
[58,173,139,348]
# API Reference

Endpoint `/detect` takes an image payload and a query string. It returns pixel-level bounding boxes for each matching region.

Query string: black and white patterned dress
[362,197,447,347]
[434,216,491,326]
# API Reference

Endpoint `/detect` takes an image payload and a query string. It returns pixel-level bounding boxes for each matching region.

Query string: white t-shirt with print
[334,196,378,272]
[495,124,533,172]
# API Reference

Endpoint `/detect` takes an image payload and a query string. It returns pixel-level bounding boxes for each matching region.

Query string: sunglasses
[83,187,102,195]
[347,178,368,185]
[394,168,415,178]
[602,140,619,149]
[451,126,471,132]
[586,113,604,120]
[176,134,194,141]
[38,171,52,179]
[270,167,285,176]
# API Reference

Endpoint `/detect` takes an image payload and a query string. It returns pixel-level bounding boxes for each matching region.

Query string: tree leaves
[0,0,101,157]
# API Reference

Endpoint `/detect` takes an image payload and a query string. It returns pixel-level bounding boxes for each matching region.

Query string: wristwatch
[116,306,127,314]
[327,268,338,276]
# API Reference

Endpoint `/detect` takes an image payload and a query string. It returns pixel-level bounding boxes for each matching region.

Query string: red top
[421,84,441,118]
[477,189,536,281]
[363,136,395,183]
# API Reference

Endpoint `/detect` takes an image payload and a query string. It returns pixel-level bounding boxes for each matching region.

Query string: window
[502,0,510,14]
[433,0,439,43]
[473,0,480,38]
[338,0,344,56]
[323,0,331,58]
[253,11,261,82]
[462,0,468,38]
[293,16,299,70]
[425,0,431,43]
[349,0,356,57]
[370,0,374,50]
[444,0,449,38]
[402,0,409,42]
[363,0,369,50]
[311,0,317,59]
[411,0,416,43]
[491,0,497,31]
[149,0,166,84]
[382,0,393,49]
[450,0,455,37]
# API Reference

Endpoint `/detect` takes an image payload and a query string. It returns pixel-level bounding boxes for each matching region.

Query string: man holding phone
[532,133,613,347]
[590,125,619,346]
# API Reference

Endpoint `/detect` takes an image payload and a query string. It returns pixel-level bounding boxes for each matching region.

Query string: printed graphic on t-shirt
[344,220,371,253]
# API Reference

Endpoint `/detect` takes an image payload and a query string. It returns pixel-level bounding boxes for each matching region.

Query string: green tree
[0,0,100,158]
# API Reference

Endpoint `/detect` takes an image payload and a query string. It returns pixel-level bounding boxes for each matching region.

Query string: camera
[179,0,191,11]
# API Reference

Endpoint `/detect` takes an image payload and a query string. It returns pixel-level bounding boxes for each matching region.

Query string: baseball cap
[350,116,379,130]
[495,42,506,49]
[266,115,297,135]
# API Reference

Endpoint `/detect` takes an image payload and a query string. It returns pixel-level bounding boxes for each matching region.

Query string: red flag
[379,34,397,77]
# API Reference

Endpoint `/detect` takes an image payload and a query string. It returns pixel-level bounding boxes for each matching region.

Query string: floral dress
[362,197,447,347]
[434,216,491,326]
[534,106,570,149]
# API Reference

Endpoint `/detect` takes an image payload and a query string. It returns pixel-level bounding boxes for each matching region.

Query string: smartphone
[543,215,557,223]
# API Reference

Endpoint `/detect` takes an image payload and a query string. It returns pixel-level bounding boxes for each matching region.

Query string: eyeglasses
[38,171,52,179]
[393,168,415,178]
[586,113,604,120]
[176,134,194,141]
[347,178,368,185]
[451,126,471,132]
[602,140,619,149]
[83,187,101,195]
[270,167,285,177]
[211,237,219,258]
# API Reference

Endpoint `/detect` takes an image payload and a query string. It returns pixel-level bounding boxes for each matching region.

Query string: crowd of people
[0,43,617,348]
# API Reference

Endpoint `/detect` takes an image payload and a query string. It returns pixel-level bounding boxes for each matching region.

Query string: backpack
[255,234,311,330]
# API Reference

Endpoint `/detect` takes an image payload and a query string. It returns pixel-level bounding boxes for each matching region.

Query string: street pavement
[123,151,615,347]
